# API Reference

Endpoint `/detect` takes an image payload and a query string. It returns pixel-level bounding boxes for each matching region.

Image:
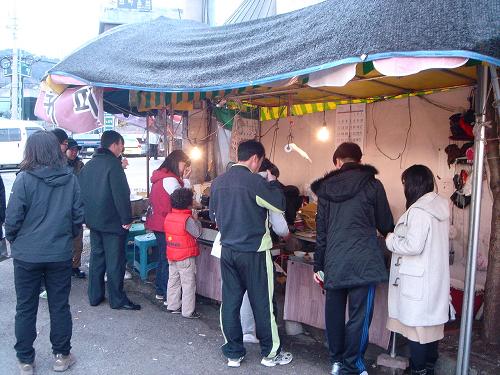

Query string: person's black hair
[51,128,68,144]
[101,130,124,149]
[237,140,265,162]
[20,131,66,171]
[401,165,435,209]
[332,142,362,165]
[159,150,190,178]
[259,158,280,178]
[170,188,194,210]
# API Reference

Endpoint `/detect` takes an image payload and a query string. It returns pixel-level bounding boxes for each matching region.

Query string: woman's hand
[183,166,192,180]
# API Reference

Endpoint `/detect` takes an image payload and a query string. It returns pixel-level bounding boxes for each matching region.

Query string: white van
[0,120,45,168]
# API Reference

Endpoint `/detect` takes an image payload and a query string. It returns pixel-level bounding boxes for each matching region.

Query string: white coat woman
[385,165,450,375]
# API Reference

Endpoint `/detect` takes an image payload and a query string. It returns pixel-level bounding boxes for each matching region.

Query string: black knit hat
[332,142,362,165]
[67,138,82,150]
[51,128,68,144]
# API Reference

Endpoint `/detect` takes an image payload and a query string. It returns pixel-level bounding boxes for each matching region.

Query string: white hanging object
[284,142,312,163]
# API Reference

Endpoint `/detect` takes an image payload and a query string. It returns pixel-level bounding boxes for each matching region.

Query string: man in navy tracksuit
[209,140,293,368]
[311,142,394,375]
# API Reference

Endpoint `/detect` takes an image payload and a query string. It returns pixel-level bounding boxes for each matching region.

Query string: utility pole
[9,14,21,120]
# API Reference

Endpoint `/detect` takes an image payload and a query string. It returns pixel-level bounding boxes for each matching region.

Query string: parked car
[122,134,148,156]
[72,127,103,158]
[0,120,44,169]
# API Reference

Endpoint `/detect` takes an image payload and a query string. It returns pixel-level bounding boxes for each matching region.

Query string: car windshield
[0,128,22,142]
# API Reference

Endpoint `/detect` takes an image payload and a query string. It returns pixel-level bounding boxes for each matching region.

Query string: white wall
[260,87,492,264]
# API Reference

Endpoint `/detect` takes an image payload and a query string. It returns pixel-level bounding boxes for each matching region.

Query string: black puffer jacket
[311,163,394,289]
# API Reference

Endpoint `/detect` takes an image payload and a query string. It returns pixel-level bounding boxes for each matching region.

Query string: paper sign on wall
[335,103,366,152]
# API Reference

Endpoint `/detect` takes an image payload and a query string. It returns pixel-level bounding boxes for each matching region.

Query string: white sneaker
[331,362,342,375]
[261,352,293,367]
[227,356,244,368]
[124,270,132,280]
[104,273,107,282]
[39,290,47,299]
[243,333,259,343]
[155,294,164,300]
[359,372,368,375]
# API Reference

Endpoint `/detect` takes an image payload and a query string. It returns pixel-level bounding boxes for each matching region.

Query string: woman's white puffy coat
[385,192,450,327]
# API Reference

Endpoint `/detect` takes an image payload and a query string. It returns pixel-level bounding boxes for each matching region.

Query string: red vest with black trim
[145,168,184,232]
[164,209,199,261]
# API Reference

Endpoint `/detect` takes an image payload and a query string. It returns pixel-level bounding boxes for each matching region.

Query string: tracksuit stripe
[219,302,228,345]
[265,251,280,358]
[356,285,375,371]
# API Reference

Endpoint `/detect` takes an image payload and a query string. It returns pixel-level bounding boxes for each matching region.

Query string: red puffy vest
[145,168,184,232]
[164,209,199,261]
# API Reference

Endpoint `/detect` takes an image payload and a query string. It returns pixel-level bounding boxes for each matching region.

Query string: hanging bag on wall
[449,90,475,140]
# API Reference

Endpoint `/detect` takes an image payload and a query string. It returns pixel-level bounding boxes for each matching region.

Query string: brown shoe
[53,353,76,372]
[18,362,34,375]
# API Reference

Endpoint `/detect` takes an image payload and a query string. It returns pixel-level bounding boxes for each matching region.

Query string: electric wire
[372,96,413,168]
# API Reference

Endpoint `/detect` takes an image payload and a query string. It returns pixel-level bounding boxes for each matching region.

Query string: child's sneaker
[183,311,200,319]
[261,352,293,367]
[243,333,259,343]
[53,353,76,372]
[164,303,181,314]
[227,356,244,368]
[155,294,165,300]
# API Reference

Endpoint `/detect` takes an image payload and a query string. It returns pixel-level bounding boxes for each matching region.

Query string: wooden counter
[284,258,391,349]
[195,241,222,302]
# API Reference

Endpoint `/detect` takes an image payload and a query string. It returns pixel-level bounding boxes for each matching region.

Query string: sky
[0,0,324,59]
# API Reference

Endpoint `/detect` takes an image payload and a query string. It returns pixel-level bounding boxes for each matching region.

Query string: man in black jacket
[79,131,140,311]
[210,141,293,368]
[311,142,394,375]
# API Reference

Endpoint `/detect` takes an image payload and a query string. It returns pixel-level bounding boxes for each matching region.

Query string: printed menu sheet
[335,103,366,152]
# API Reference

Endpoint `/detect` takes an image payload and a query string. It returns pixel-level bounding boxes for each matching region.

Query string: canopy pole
[490,65,500,119]
[146,117,150,197]
[456,64,489,375]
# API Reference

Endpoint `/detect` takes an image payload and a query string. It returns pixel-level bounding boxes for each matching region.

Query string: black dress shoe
[90,298,104,307]
[114,302,141,311]
[72,268,86,279]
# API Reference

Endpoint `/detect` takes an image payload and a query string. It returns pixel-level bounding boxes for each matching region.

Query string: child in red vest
[164,188,201,318]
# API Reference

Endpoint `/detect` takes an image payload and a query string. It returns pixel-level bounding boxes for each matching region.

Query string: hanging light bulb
[317,125,330,141]
[317,109,330,141]
[190,145,202,160]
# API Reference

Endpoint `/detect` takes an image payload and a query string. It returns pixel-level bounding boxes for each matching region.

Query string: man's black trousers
[325,285,376,374]
[14,259,72,364]
[220,247,281,359]
[88,230,129,308]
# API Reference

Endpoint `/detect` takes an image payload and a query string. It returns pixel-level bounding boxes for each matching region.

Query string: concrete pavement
[0,237,336,375]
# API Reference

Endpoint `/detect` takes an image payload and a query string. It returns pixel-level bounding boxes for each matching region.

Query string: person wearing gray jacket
[5,131,84,374]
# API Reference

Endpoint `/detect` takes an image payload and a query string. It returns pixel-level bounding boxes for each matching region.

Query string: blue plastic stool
[133,233,158,281]
[125,223,146,265]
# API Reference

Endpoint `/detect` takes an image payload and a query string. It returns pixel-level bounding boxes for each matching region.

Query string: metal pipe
[455,64,489,375]
[390,332,397,358]
[490,65,500,120]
